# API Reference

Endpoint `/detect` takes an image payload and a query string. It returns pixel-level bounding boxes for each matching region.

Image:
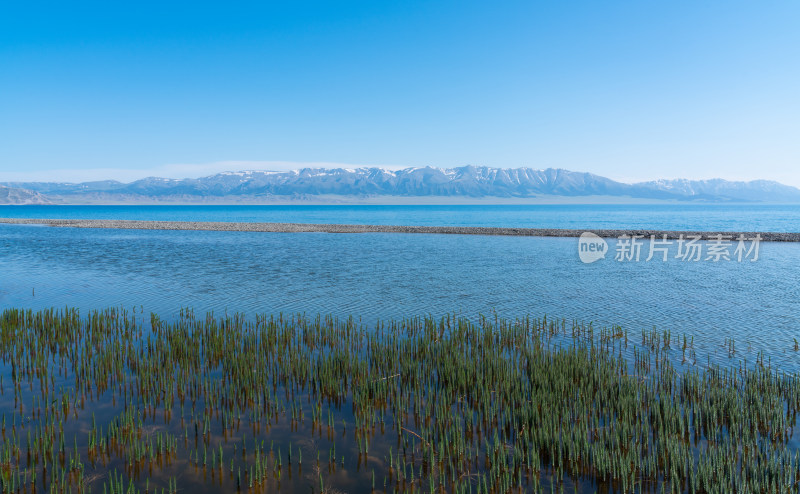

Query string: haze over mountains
[0,185,49,205]
[2,166,799,204]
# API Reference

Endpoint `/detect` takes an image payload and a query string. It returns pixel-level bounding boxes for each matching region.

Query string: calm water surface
[2,204,800,231]
[1,215,798,370]
[1,205,799,493]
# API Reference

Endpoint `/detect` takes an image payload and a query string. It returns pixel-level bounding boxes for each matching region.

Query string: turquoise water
[1,205,799,370]
[2,203,800,230]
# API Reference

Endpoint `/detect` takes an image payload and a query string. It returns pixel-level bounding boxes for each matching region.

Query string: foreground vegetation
[0,307,798,493]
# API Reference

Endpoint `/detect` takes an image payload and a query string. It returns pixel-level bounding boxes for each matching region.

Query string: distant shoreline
[5,195,788,206]
[2,217,799,241]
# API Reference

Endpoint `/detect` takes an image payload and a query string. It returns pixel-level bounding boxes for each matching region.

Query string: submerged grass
[0,307,798,493]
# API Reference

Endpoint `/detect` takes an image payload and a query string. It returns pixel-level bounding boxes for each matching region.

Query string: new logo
[578,232,608,263]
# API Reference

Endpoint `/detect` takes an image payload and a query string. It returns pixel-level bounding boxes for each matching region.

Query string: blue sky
[1,1,798,185]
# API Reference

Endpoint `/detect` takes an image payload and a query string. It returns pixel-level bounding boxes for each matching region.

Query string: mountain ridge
[2,166,799,204]
[0,185,51,205]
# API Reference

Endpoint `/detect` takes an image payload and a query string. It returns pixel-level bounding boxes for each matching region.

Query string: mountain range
[2,166,799,204]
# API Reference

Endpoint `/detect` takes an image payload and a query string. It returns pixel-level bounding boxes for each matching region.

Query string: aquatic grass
[0,307,798,492]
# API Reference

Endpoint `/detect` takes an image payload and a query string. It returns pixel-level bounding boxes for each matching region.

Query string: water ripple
[1,224,798,370]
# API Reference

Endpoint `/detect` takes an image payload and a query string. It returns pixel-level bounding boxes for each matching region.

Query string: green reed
[0,307,798,493]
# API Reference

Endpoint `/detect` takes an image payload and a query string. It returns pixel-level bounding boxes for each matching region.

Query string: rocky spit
[1,217,799,241]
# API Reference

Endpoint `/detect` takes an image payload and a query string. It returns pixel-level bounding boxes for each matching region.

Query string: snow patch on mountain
[2,167,799,203]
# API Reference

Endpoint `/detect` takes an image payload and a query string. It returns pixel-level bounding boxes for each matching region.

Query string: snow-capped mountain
[2,166,799,203]
[636,178,800,203]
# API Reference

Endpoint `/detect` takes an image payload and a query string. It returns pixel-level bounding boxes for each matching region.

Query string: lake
[2,203,800,230]
[1,204,798,370]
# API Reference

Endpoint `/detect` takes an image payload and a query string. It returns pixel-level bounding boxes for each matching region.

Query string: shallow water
[1,308,794,494]
[2,204,799,493]
[1,222,798,371]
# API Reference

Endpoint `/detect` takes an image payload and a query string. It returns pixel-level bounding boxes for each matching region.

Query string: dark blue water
[2,204,800,231]
[1,211,799,370]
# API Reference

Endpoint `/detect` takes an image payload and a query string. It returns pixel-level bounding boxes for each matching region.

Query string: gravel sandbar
[1,217,798,241]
